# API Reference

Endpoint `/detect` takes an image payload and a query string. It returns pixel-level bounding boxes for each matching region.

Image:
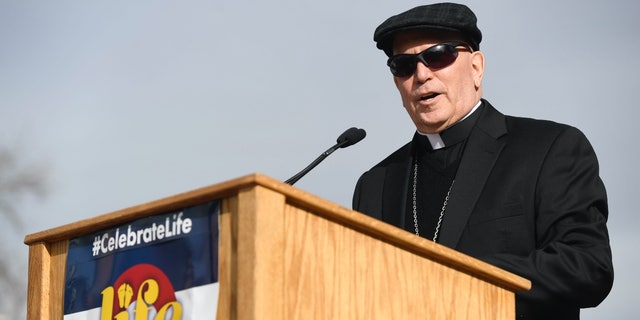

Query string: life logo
[100,263,182,320]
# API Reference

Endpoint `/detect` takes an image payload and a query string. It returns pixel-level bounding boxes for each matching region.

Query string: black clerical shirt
[407,103,483,241]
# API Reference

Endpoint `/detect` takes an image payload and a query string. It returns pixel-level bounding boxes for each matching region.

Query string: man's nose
[413,61,433,82]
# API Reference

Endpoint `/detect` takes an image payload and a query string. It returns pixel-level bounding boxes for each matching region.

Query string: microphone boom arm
[284,127,365,185]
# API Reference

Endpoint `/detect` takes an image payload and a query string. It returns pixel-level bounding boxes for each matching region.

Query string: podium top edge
[23,173,277,245]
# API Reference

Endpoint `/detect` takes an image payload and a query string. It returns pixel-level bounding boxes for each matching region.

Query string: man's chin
[415,118,448,134]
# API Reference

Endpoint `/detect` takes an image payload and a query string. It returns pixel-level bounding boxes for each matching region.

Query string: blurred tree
[0,146,48,319]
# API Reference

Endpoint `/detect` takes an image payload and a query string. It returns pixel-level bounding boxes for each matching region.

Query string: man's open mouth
[420,93,439,101]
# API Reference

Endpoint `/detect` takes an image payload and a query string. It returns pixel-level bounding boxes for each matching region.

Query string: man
[352,3,613,319]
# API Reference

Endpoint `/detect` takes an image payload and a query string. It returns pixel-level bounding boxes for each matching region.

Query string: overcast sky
[1,0,638,318]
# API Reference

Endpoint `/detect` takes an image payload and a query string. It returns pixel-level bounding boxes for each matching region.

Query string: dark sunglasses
[387,41,472,77]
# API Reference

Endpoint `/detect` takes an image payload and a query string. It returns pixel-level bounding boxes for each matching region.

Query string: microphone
[285,127,366,185]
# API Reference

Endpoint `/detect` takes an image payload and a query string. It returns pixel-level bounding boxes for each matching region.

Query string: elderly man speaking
[353,3,613,319]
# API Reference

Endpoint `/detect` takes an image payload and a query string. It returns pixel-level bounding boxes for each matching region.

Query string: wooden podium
[24,173,530,319]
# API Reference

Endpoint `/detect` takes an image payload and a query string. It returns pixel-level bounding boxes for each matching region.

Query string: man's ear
[471,51,485,89]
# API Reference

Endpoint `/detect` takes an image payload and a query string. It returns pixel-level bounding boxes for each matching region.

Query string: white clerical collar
[418,100,482,150]
[423,133,446,150]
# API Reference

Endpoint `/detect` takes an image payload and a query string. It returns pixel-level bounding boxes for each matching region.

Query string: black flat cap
[374,3,482,56]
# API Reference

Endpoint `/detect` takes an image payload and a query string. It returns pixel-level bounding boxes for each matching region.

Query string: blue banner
[63,200,219,319]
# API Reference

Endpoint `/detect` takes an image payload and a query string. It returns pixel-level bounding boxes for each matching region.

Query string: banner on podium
[63,200,220,320]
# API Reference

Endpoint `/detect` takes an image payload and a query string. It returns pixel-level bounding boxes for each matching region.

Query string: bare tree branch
[0,148,49,230]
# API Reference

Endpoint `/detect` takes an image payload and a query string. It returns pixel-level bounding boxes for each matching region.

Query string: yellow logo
[100,264,182,320]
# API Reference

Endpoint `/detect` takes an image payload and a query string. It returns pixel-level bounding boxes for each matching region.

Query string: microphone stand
[284,140,348,185]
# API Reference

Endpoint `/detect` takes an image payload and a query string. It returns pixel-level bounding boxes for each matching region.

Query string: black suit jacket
[353,100,613,319]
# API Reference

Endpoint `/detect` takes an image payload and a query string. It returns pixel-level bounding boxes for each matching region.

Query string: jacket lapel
[381,152,412,229]
[438,102,508,248]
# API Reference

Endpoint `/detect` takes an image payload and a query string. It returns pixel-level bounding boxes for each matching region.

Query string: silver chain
[412,161,455,242]
[412,162,420,236]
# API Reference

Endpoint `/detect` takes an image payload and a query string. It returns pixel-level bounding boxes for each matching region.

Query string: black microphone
[285,127,366,185]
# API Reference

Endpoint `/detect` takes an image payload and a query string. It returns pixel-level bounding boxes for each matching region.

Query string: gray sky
[1,0,638,318]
